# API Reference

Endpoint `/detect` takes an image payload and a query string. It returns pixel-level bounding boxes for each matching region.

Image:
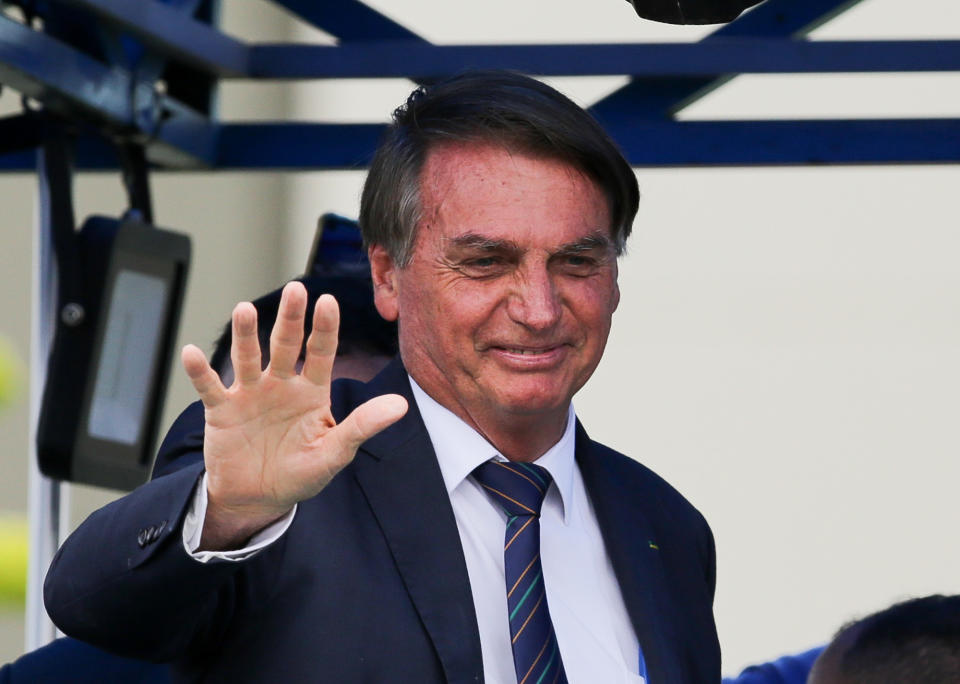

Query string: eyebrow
[554,232,613,254]
[448,231,612,255]
[448,234,521,253]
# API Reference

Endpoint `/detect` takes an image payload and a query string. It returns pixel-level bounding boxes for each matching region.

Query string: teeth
[506,348,546,355]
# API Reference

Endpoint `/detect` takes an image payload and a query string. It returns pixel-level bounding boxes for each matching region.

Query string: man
[807,595,960,684]
[45,71,719,683]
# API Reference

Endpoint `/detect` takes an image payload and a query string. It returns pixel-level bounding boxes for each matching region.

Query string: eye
[556,254,598,276]
[456,255,510,278]
[468,257,501,268]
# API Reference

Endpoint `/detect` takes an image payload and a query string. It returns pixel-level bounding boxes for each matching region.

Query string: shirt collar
[408,375,577,524]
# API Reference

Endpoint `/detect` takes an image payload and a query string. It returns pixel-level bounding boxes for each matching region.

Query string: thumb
[330,394,409,455]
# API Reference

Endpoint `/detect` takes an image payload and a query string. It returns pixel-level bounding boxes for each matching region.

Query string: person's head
[360,70,638,267]
[362,71,639,454]
[211,274,398,385]
[807,595,960,684]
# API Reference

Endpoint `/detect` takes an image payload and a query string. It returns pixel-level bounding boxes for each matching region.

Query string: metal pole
[25,147,69,651]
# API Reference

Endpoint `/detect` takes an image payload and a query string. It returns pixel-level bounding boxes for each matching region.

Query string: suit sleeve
[43,403,246,662]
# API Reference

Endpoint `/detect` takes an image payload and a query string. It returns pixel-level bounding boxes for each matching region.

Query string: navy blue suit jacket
[45,361,719,683]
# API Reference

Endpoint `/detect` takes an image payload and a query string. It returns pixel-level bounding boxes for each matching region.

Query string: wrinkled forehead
[417,141,612,231]
[420,137,600,190]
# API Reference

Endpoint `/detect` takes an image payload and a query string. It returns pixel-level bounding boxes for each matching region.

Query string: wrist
[199,493,292,551]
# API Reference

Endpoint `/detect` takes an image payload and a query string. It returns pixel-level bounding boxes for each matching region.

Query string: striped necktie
[472,459,569,684]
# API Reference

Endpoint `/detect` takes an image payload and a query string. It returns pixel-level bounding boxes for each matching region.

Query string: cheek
[567,279,618,320]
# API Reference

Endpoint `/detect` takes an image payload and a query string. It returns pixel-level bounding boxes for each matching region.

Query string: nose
[506,267,562,332]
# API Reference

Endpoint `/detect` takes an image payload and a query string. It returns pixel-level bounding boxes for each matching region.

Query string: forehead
[417,142,611,247]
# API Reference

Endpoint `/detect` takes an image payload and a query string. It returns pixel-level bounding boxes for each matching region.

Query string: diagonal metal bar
[0,14,216,166]
[246,40,960,79]
[0,13,132,125]
[273,0,426,43]
[55,0,249,76]
[590,0,867,121]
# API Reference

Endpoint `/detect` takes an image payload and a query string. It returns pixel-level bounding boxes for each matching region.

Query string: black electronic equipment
[37,214,190,490]
[627,0,765,24]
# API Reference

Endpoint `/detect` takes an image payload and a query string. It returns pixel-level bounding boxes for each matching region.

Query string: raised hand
[180,282,408,550]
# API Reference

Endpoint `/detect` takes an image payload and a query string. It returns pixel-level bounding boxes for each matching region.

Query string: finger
[181,344,227,407]
[300,294,339,386]
[267,282,308,379]
[326,394,408,458]
[230,302,262,385]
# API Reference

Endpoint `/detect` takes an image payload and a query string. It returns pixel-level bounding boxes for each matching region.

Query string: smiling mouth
[488,344,568,355]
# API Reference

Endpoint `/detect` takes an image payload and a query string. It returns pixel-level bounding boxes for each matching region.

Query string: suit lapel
[575,423,677,684]
[349,361,484,684]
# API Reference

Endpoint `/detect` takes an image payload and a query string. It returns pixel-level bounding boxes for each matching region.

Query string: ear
[369,244,400,322]
[610,261,620,313]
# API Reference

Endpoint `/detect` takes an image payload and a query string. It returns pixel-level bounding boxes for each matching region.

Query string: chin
[490,386,572,417]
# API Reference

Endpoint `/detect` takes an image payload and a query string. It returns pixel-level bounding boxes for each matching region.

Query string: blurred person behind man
[209,273,397,386]
[807,594,960,684]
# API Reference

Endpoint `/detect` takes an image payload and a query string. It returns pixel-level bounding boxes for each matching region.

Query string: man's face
[371,142,620,434]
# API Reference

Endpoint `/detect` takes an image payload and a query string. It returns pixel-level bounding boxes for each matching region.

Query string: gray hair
[359,71,639,267]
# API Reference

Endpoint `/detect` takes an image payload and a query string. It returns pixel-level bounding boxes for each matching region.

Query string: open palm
[180,282,407,549]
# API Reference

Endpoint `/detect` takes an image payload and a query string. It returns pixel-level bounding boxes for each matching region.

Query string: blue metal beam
[607,119,960,166]
[215,119,960,168]
[210,119,960,169]
[247,39,960,79]
[0,14,216,166]
[3,0,957,170]
[0,133,117,170]
[215,122,384,169]
[4,118,960,171]
[0,13,131,125]
[591,0,866,120]
[273,0,425,43]
[56,0,249,77]
[270,0,433,88]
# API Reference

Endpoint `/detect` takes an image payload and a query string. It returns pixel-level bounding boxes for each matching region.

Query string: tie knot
[472,460,552,518]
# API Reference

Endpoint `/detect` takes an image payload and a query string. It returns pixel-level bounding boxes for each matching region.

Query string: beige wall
[1,0,958,675]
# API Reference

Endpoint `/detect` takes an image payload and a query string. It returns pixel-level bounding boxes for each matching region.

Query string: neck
[405,369,572,462]
[462,404,569,463]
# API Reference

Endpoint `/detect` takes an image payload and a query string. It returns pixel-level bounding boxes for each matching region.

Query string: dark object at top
[627,0,765,24]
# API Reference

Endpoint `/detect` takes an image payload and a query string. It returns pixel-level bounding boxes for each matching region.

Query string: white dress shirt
[409,379,643,684]
[184,377,644,683]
